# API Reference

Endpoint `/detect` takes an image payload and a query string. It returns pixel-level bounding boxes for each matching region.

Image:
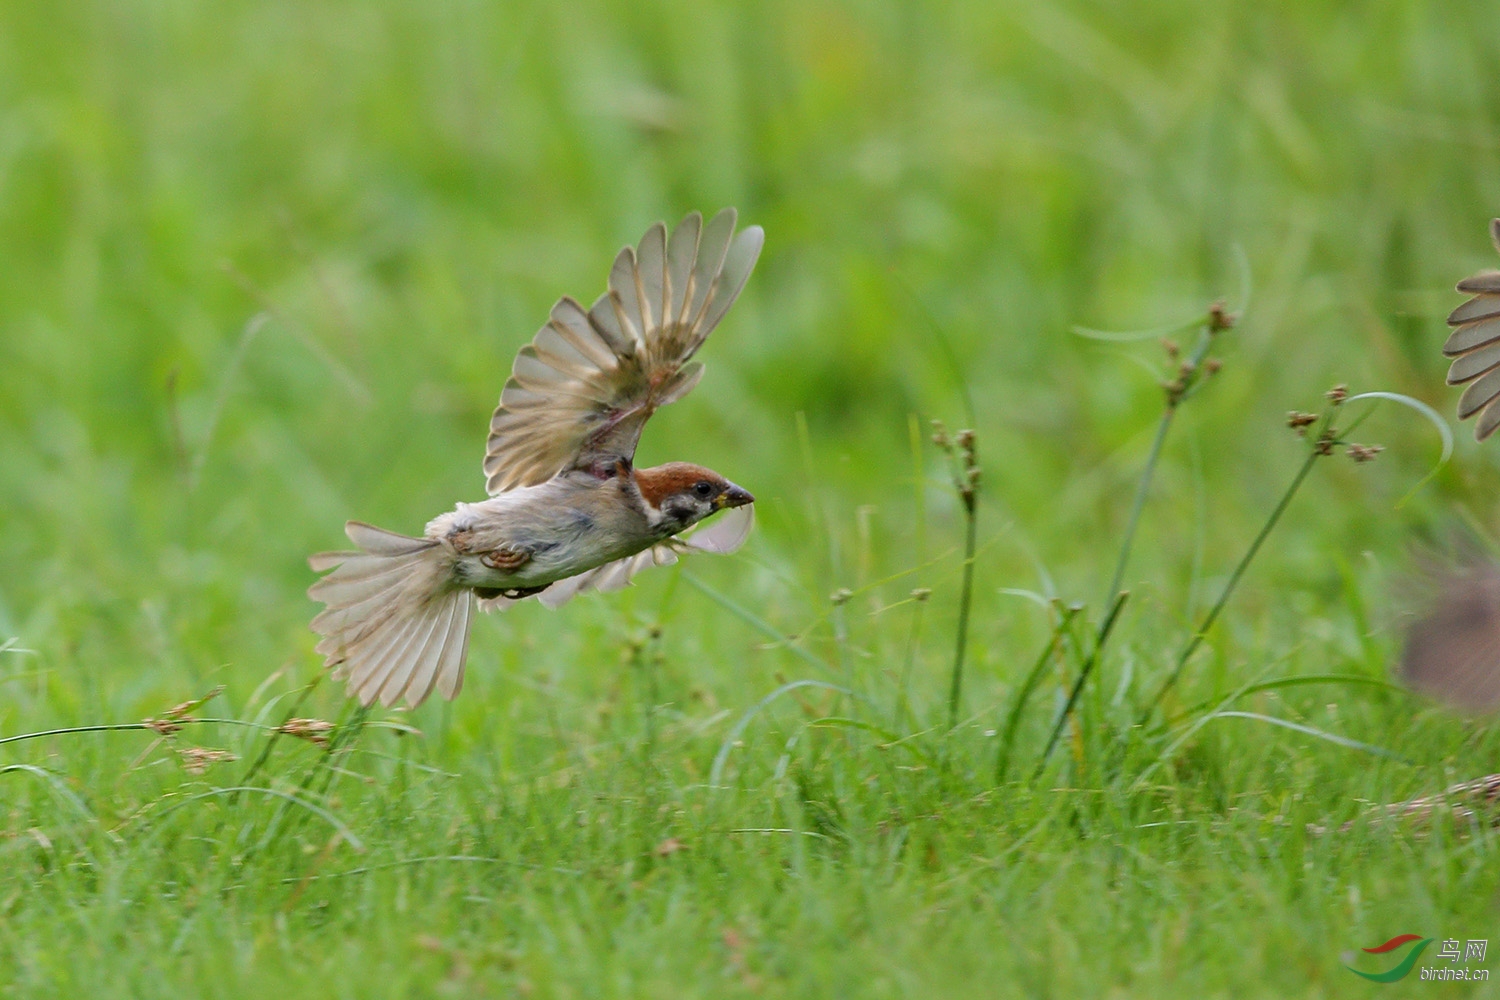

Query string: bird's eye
[693,481,716,499]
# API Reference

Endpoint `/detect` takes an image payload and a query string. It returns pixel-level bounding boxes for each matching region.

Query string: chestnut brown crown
[635,461,753,533]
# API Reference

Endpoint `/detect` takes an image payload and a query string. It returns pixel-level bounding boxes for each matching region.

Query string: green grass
[4,0,1500,996]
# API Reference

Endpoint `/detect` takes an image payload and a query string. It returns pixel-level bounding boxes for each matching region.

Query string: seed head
[1287,411,1318,435]
[1208,300,1236,332]
[178,747,238,775]
[277,718,335,747]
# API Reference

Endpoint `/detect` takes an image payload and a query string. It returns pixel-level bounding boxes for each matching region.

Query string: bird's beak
[716,482,755,510]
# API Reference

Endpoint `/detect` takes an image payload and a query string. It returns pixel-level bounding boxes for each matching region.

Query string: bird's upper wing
[1445,218,1500,440]
[475,504,754,613]
[483,209,764,494]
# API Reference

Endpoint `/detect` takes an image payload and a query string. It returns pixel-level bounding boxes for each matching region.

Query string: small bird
[307,209,763,707]
[1399,218,1500,712]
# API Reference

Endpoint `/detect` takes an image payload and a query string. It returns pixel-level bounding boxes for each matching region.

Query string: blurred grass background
[3,0,1500,996]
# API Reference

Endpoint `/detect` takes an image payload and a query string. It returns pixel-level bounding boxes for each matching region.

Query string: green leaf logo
[1345,935,1434,983]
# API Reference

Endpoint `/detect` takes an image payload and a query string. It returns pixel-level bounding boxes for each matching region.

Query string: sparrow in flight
[307,209,763,707]
[1400,218,1500,713]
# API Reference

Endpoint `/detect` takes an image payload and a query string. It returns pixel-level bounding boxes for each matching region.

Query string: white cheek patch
[685,503,754,554]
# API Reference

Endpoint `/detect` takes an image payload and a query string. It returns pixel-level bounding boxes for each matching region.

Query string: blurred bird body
[307,210,763,708]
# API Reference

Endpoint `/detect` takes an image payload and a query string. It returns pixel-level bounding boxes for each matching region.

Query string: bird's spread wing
[1445,218,1500,440]
[476,503,754,613]
[483,209,764,494]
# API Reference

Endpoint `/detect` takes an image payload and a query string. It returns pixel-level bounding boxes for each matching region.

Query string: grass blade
[1344,391,1452,504]
[1208,711,1409,762]
[710,680,851,786]
[683,571,834,675]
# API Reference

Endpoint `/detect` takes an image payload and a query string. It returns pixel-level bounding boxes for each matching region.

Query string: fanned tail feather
[308,521,472,707]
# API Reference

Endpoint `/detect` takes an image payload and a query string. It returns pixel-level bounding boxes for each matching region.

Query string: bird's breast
[436,480,658,589]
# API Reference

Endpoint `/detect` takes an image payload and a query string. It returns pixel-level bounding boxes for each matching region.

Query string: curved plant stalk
[1138,387,1452,725]
[1139,441,1324,724]
[1344,391,1452,504]
[1031,305,1233,769]
[0,717,282,748]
